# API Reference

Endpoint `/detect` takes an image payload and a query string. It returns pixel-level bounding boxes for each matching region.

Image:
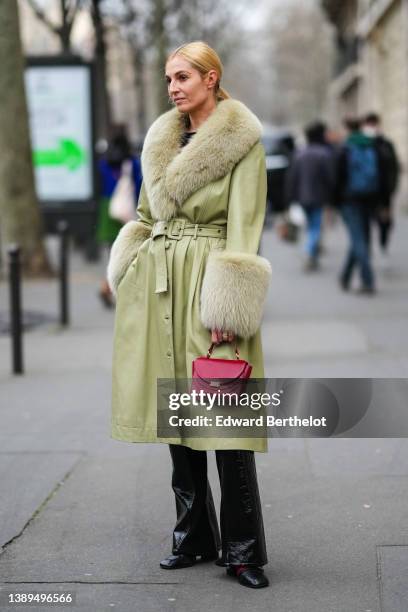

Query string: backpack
[346,143,379,196]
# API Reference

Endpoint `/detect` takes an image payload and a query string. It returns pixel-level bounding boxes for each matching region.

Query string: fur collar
[141,99,262,220]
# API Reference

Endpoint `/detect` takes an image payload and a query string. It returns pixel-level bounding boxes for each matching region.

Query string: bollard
[58,220,70,327]
[7,245,24,375]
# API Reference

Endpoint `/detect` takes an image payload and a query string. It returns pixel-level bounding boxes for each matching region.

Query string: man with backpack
[335,118,388,294]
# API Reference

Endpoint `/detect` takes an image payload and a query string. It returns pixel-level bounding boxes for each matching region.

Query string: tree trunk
[91,0,112,140]
[60,0,72,53]
[0,0,52,277]
[153,0,170,115]
[132,47,147,137]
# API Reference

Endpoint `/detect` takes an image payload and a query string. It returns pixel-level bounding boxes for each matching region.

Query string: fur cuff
[200,251,272,339]
[107,221,151,294]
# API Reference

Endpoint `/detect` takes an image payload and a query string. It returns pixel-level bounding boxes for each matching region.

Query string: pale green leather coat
[108,99,271,452]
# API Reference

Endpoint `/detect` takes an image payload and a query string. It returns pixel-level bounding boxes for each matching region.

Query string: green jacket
[107,99,271,452]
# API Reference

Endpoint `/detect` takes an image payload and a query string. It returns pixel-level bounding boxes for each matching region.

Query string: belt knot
[150,219,227,294]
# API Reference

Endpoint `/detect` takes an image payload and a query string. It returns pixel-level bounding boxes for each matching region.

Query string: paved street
[0,212,407,612]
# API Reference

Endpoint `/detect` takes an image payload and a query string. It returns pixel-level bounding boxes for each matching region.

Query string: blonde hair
[167,41,230,101]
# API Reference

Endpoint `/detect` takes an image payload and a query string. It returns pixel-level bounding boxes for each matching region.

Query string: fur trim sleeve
[200,251,271,339]
[107,221,151,295]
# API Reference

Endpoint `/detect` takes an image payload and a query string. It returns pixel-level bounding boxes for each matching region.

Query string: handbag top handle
[206,342,240,360]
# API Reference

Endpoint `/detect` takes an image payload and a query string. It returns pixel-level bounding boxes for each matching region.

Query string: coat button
[166,350,172,357]
[164,314,169,320]
[165,241,171,249]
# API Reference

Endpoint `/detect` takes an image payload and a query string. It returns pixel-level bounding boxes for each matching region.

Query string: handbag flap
[192,357,250,382]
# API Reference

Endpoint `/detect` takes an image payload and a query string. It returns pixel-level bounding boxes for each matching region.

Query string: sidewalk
[0,214,408,611]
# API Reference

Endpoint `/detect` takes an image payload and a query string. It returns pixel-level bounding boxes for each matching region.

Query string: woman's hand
[211,329,236,344]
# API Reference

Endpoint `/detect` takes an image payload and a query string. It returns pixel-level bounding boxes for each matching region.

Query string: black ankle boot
[226,565,270,588]
[160,552,218,570]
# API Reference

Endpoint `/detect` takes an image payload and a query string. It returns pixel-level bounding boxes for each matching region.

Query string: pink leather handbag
[191,342,252,398]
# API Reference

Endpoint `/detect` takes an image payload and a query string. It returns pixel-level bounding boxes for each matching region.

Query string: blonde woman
[107,41,271,589]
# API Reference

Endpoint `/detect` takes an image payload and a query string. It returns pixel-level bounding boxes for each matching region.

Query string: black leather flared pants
[169,445,268,567]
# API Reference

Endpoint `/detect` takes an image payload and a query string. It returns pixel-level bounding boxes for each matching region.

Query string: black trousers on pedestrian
[169,444,268,567]
[375,201,393,251]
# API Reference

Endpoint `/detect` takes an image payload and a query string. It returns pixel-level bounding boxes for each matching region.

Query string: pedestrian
[362,112,400,260]
[96,129,142,308]
[335,117,387,294]
[286,121,334,270]
[107,41,272,588]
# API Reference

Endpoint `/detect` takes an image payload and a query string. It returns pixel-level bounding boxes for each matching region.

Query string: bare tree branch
[25,0,60,35]
[66,0,81,26]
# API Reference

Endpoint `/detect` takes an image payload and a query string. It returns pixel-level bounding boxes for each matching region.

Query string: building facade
[322,0,408,207]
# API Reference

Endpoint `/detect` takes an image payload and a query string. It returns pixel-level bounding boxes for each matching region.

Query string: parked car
[261,129,295,214]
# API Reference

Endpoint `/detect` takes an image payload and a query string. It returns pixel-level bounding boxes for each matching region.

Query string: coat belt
[151,218,227,294]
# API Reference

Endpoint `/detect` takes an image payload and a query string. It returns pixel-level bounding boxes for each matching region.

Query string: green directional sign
[26,63,93,200]
[33,138,86,171]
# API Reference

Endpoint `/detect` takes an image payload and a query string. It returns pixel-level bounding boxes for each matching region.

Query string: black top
[180,131,196,147]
